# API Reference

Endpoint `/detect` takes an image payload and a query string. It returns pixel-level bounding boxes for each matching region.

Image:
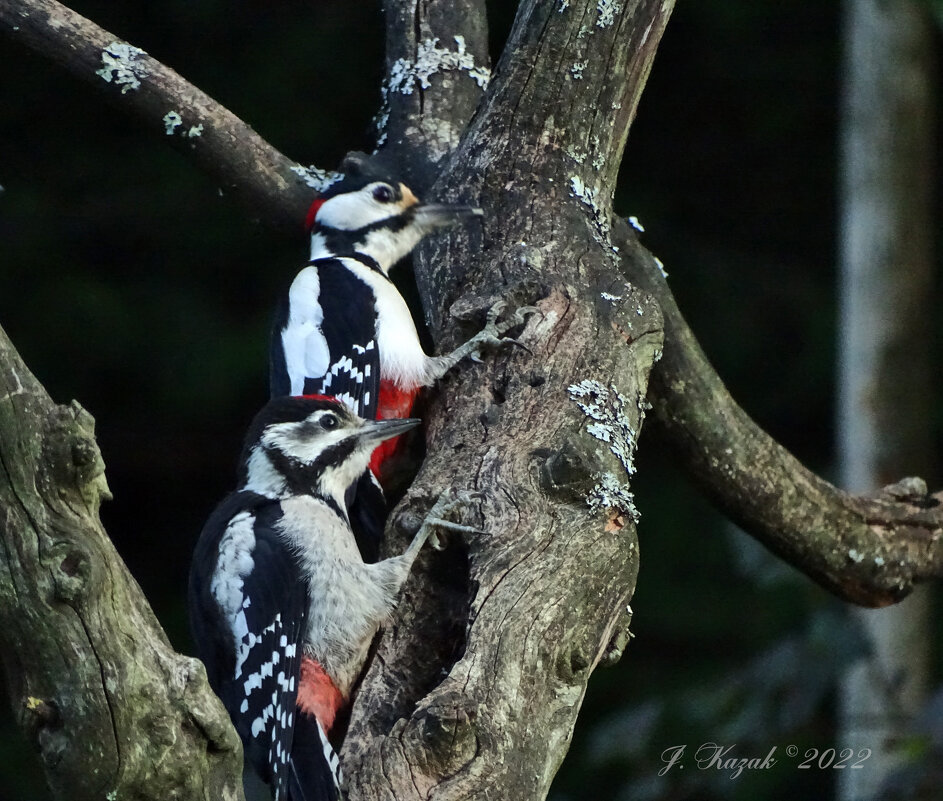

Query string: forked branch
[614,216,943,607]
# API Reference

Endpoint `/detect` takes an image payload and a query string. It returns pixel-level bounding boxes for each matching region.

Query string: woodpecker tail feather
[286,712,343,801]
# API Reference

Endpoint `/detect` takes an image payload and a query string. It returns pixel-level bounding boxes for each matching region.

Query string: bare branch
[614,217,943,608]
[0,325,245,801]
[0,0,319,227]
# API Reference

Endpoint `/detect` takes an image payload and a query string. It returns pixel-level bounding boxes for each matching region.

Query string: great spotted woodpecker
[269,153,527,560]
[188,396,443,801]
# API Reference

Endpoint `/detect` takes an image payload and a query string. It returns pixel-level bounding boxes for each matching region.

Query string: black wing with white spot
[189,495,312,800]
[270,258,381,420]
[287,710,343,801]
[305,259,381,419]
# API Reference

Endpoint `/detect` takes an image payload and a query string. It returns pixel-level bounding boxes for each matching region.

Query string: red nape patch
[368,381,420,477]
[304,198,325,231]
[296,657,345,734]
[300,393,341,405]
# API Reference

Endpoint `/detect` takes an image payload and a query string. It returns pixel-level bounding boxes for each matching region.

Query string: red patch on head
[300,393,341,405]
[304,198,325,231]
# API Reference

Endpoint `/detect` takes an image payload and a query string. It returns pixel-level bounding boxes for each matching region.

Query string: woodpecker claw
[418,490,486,550]
[431,302,539,380]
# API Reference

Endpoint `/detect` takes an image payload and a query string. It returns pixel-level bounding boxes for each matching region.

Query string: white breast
[276,495,400,696]
[338,258,434,390]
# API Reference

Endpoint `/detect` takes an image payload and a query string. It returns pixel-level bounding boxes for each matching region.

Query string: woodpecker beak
[360,417,422,444]
[413,204,483,233]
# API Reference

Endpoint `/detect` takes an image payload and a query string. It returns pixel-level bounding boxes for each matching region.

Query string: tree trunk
[342,3,672,798]
[0,327,245,801]
[3,0,943,799]
[836,1,937,798]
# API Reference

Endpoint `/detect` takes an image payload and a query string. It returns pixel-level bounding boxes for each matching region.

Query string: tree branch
[0,0,319,227]
[613,217,943,607]
[0,325,245,801]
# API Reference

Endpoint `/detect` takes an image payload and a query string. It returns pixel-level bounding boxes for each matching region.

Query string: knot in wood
[536,437,596,502]
[412,695,478,776]
[42,403,111,510]
[48,542,93,603]
[21,695,61,733]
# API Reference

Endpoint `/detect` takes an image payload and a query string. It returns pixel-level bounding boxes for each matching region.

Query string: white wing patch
[210,511,256,646]
[283,267,330,395]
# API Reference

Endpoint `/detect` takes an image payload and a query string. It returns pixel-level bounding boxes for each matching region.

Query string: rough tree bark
[1,0,942,799]
[0,328,245,801]
[342,3,670,798]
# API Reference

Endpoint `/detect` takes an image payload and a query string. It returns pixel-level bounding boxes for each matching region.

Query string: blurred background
[0,1,940,799]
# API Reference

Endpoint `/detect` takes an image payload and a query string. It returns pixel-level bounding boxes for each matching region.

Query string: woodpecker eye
[319,414,339,431]
[372,184,395,203]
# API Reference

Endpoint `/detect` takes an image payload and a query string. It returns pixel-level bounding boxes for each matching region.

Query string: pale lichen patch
[654,256,668,279]
[628,215,645,233]
[186,124,204,138]
[289,165,342,192]
[569,176,612,247]
[588,473,640,523]
[596,0,622,28]
[162,111,183,136]
[388,35,491,95]
[570,61,588,80]
[96,42,147,94]
[567,379,637,476]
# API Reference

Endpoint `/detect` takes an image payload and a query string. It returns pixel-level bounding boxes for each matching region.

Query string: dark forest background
[0,1,940,799]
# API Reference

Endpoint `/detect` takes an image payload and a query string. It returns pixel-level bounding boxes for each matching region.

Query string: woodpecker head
[306,152,482,273]
[239,396,420,502]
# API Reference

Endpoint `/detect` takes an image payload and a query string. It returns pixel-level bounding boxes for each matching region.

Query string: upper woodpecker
[188,396,441,801]
[269,154,528,561]
[269,153,528,478]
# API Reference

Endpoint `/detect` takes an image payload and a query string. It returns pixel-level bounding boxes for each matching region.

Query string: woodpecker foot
[419,490,487,550]
[436,302,538,373]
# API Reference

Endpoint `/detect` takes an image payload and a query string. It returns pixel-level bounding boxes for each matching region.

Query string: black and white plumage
[269,154,530,564]
[189,396,438,801]
[269,153,487,422]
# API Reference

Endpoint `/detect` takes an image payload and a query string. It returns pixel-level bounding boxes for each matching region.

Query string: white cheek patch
[317,189,394,231]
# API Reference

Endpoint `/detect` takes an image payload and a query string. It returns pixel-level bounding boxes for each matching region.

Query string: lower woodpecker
[188,396,442,800]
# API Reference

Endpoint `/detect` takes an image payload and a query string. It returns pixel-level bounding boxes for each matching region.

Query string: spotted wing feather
[190,496,340,800]
[271,259,381,420]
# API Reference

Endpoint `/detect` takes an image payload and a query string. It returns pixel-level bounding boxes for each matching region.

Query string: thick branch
[414,0,675,327]
[0,325,245,801]
[614,217,943,607]
[0,0,317,227]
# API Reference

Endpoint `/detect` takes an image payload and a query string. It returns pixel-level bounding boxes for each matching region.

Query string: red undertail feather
[369,380,420,476]
[296,657,345,735]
